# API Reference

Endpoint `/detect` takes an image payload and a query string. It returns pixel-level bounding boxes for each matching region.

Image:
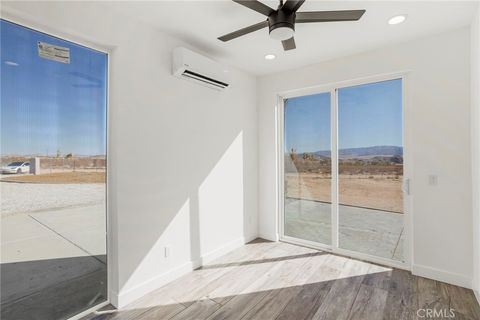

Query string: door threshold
[280,236,409,271]
[67,301,110,320]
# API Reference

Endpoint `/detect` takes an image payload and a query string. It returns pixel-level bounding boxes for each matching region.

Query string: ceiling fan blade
[282,0,306,13]
[296,10,366,23]
[282,37,296,51]
[232,0,275,16]
[218,20,268,42]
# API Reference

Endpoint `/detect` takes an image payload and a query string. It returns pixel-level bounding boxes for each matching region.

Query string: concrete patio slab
[29,204,106,256]
[1,204,106,263]
[1,203,107,319]
[1,255,107,319]
[28,204,106,232]
[1,214,53,244]
[285,198,404,261]
[0,229,88,264]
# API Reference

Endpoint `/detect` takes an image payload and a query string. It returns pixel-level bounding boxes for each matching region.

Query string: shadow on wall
[116,128,252,302]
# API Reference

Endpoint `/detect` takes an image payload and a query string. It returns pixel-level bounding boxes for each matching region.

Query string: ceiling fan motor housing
[268,10,295,40]
[218,1,366,50]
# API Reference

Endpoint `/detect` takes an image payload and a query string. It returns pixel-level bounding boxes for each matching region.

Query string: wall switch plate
[428,175,438,186]
[164,246,171,258]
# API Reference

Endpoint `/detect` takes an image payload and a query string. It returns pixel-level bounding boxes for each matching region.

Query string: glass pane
[1,20,108,319]
[337,79,404,261]
[284,93,331,245]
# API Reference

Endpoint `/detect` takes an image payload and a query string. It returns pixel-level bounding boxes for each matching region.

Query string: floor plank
[382,269,417,320]
[416,277,449,314]
[241,251,330,320]
[347,284,388,320]
[169,299,221,320]
[80,239,480,320]
[134,302,185,320]
[438,281,480,320]
[276,255,344,320]
[311,259,371,320]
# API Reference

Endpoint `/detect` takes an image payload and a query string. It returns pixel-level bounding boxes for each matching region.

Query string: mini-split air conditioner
[173,47,230,90]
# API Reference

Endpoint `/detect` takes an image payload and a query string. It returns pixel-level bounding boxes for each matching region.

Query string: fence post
[30,157,41,175]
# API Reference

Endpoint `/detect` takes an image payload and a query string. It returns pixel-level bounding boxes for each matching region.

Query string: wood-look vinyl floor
[84,239,480,320]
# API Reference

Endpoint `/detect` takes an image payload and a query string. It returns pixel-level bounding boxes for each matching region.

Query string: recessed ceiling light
[265,54,276,60]
[388,15,407,25]
[4,61,19,66]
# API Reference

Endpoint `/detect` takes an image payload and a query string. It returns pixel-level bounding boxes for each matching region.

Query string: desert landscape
[283,146,405,260]
[285,146,403,213]
[1,171,105,184]
[0,156,106,216]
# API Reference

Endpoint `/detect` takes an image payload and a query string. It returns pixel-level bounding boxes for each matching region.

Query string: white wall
[1,1,258,307]
[258,28,473,288]
[2,0,478,309]
[472,3,480,299]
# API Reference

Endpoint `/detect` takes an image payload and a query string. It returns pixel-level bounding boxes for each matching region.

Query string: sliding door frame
[1,12,113,320]
[277,72,412,270]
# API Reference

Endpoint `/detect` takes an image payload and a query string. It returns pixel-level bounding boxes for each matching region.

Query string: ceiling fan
[218,0,366,51]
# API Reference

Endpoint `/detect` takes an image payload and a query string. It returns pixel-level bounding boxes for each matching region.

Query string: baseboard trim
[412,264,472,289]
[257,232,277,242]
[474,290,480,306]
[116,260,195,308]
[192,236,250,268]
[113,236,249,308]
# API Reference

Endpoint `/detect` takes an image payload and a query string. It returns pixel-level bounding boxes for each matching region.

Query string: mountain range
[311,146,403,159]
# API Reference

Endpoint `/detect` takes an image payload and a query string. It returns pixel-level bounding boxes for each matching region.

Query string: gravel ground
[0,182,105,216]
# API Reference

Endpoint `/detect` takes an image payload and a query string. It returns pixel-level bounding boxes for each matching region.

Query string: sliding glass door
[1,20,108,319]
[337,79,404,262]
[281,77,405,264]
[283,92,332,246]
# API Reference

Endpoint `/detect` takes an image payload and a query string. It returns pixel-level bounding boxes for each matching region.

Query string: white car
[1,161,30,174]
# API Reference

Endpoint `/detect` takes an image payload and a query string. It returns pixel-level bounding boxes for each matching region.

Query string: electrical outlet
[428,175,438,186]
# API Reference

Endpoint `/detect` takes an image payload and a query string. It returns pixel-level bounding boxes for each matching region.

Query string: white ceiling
[102,0,477,76]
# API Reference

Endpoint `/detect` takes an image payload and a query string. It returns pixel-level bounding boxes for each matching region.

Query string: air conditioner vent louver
[173,47,231,91]
[181,70,229,89]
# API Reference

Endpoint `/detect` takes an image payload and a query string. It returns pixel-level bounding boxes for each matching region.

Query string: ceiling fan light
[388,15,407,25]
[269,26,295,41]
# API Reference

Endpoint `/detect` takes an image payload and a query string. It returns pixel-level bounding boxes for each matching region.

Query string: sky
[285,79,403,153]
[284,92,331,154]
[1,20,107,156]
